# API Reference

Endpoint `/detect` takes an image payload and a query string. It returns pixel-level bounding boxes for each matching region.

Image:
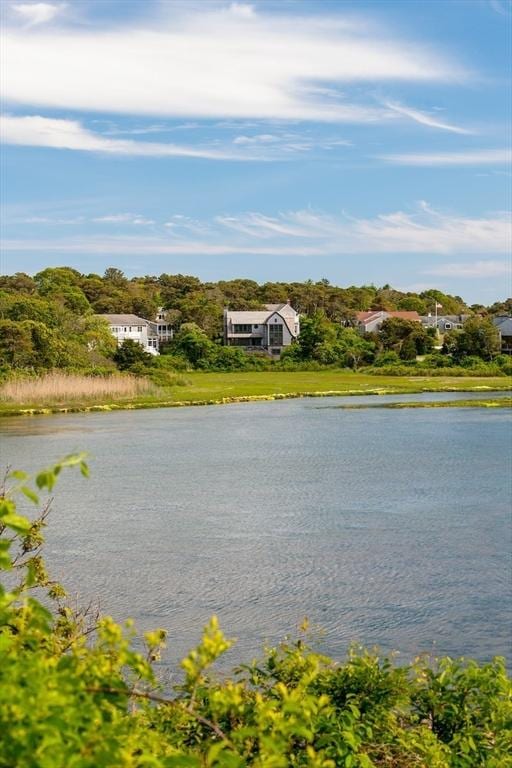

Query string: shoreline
[0,383,510,418]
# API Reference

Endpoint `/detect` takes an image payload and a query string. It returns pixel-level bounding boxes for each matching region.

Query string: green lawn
[175,370,510,402]
[0,370,509,417]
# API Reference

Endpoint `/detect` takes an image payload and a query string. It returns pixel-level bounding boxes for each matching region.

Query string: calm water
[1,392,511,668]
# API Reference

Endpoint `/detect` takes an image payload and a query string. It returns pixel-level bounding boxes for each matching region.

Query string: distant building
[224,303,300,356]
[419,314,471,333]
[355,310,421,334]
[97,314,160,355]
[153,307,174,345]
[493,315,512,354]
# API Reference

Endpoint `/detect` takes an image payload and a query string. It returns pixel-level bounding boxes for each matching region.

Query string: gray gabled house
[493,315,512,354]
[224,303,300,356]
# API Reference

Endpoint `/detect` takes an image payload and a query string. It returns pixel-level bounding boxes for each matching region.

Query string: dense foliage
[0,267,508,377]
[1,460,511,767]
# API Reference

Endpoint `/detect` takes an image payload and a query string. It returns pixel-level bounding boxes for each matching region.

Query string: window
[271,348,281,355]
[268,324,283,346]
[444,323,452,330]
[233,324,252,333]
[253,324,259,329]
[124,327,128,332]
[137,326,143,332]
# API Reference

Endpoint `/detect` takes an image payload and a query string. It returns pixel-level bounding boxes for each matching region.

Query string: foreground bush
[1,459,510,767]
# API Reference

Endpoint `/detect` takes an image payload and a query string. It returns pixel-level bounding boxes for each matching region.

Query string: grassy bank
[0,370,510,417]
[325,397,512,410]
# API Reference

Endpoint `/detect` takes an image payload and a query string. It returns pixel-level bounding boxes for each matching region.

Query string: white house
[98,314,160,355]
[224,303,300,356]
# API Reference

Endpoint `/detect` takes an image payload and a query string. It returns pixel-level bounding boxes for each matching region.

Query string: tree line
[0,267,510,375]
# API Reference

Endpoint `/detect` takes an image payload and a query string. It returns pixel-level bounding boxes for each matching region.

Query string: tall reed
[0,372,156,404]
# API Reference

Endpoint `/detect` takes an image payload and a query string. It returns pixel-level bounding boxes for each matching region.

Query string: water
[1,392,511,669]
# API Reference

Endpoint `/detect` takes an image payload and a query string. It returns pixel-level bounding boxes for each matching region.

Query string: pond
[1,391,511,667]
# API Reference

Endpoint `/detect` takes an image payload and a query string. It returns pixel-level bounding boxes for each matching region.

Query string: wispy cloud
[0,114,356,160]
[0,115,254,160]
[377,148,512,166]
[11,2,65,26]
[1,4,466,123]
[92,213,155,225]
[423,260,510,277]
[4,204,510,257]
[384,101,472,135]
[488,0,512,16]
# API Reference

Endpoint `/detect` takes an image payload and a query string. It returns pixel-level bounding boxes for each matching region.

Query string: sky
[0,0,511,304]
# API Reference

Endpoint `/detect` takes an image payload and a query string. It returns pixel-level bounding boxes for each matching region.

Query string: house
[97,314,160,355]
[493,315,512,354]
[355,310,421,334]
[419,314,471,333]
[224,303,300,356]
[153,307,174,345]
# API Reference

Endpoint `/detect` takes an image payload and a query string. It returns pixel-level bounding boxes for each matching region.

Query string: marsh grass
[0,372,158,404]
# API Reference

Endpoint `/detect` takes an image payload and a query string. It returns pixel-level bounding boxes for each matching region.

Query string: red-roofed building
[355,310,421,334]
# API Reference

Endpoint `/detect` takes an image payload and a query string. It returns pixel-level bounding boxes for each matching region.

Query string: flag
[435,302,443,309]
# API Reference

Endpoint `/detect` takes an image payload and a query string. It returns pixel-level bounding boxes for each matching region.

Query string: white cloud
[213,206,511,254]
[384,101,472,135]
[0,114,356,160]
[11,2,64,26]
[93,213,155,225]
[0,114,252,160]
[233,134,280,145]
[1,5,466,122]
[377,148,512,166]
[423,260,510,277]
[4,204,510,257]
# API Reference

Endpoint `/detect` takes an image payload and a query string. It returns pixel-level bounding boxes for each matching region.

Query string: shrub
[114,339,154,371]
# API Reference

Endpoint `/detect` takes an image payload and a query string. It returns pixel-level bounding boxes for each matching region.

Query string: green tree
[379,318,433,359]
[0,320,35,368]
[114,339,153,370]
[170,323,215,365]
[444,317,501,362]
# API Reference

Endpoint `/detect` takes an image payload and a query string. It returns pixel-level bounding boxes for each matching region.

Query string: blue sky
[1,0,511,304]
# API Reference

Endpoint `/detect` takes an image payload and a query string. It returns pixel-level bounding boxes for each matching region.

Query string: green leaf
[21,486,40,505]
[36,470,54,490]
[8,470,29,481]
[2,512,31,534]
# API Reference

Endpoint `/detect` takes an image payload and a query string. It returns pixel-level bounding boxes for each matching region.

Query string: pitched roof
[356,310,421,323]
[96,314,150,325]
[493,316,512,335]
[226,311,274,324]
[225,306,299,337]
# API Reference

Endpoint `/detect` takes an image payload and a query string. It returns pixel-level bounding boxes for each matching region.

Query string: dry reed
[0,372,156,404]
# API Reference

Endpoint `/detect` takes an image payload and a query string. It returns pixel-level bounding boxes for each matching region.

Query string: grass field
[0,370,509,417]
